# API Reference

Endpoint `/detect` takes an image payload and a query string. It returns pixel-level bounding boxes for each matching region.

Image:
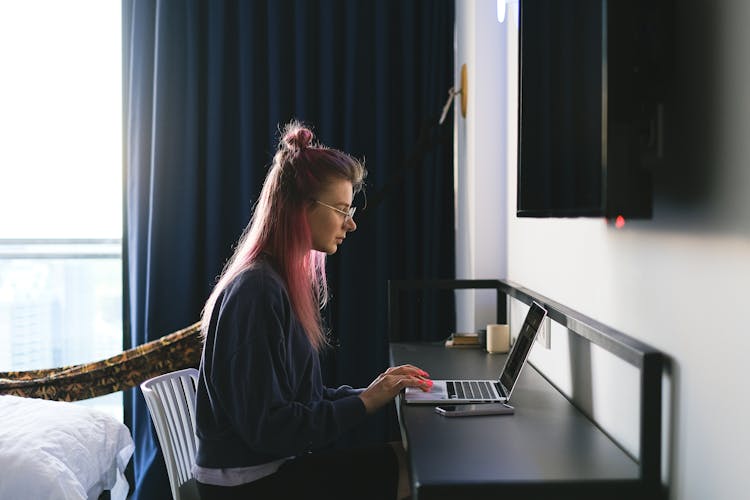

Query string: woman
[194,120,433,500]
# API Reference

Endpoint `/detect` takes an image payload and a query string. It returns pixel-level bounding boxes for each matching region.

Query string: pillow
[0,395,134,500]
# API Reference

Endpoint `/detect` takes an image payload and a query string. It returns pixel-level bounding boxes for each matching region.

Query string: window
[0,1,123,420]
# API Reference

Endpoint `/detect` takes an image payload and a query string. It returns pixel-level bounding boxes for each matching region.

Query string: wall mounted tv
[517,0,669,219]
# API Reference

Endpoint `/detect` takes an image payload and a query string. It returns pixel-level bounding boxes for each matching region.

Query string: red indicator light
[615,215,625,229]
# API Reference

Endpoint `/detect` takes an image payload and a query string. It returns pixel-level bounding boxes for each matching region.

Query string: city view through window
[0,1,123,420]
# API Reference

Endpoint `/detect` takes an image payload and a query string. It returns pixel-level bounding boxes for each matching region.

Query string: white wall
[455,1,750,499]
[454,0,508,332]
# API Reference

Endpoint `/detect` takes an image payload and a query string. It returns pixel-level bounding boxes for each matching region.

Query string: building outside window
[0,0,123,421]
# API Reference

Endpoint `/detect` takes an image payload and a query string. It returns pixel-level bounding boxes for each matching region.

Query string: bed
[0,395,133,500]
[0,322,203,500]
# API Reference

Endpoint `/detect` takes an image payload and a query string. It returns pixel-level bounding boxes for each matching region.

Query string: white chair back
[140,368,200,500]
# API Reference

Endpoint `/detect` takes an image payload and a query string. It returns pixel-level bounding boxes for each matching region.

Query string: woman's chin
[313,244,338,255]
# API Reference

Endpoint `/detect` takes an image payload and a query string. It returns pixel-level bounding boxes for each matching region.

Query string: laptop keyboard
[446,380,499,400]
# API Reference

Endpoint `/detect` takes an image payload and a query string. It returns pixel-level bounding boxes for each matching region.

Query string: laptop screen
[499,302,547,396]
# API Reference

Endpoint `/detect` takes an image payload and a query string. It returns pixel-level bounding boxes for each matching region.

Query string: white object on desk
[486,324,510,353]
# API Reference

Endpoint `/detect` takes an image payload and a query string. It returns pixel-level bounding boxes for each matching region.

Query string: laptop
[403,301,547,404]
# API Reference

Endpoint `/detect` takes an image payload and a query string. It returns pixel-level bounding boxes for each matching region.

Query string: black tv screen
[518,0,667,219]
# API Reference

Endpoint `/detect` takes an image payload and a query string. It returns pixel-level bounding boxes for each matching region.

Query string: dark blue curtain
[123,1,454,498]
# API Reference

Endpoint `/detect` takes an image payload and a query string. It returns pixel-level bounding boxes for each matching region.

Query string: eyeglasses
[315,200,356,222]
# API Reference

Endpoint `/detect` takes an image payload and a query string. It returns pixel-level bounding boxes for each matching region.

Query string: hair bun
[282,122,314,150]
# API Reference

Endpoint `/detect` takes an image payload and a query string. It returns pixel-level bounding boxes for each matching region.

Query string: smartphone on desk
[435,403,514,417]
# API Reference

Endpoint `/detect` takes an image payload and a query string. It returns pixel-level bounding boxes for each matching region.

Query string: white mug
[486,324,510,353]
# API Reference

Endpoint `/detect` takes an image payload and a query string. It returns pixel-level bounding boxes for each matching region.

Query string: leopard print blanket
[0,322,203,401]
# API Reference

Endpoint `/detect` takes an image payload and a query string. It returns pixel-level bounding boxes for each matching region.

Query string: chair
[140,368,200,500]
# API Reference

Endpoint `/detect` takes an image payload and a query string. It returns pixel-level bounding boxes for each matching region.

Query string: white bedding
[0,395,134,500]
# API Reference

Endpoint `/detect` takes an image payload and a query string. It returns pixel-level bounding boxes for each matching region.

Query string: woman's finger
[392,374,433,392]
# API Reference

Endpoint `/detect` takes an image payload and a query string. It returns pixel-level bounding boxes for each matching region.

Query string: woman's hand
[359,365,432,414]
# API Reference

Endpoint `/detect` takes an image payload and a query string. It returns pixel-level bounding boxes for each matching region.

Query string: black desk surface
[390,342,643,500]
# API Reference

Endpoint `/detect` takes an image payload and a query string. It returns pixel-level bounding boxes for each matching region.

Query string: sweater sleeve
[324,385,365,400]
[208,276,367,458]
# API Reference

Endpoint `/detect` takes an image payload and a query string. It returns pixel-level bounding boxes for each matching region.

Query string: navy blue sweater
[195,260,367,469]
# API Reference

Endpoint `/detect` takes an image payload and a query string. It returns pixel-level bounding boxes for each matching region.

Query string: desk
[391,342,647,500]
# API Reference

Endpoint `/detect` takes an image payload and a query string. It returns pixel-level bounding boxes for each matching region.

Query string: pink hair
[201,120,366,351]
